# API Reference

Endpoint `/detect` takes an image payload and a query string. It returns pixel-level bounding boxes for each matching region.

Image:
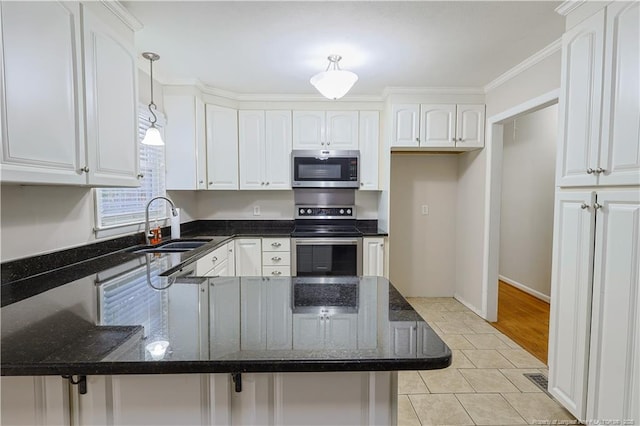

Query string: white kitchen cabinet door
[363,237,385,277]
[456,104,485,148]
[548,191,596,420]
[1,376,70,426]
[0,2,85,185]
[196,244,229,276]
[239,111,266,190]
[358,111,379,190]
[556,10,605,187]
[292,111,325,149]
[266,279,292,350]
[587,190,640,421]
[264,110,292,189]
[234,239,262,276]
[82,6,138,187]
[71,374,232,426]
[210,277,241,358]
[598,2,640,187]
[326,111,358,149]
[324,314,358,349]
[292,314,324,350]
[164,95,207,190]
[391,104,420,147]
[389,322,417,357]
[357,279,378,349]
[241,278,268,350]
[206,105,238,189]
[419,104,456,147]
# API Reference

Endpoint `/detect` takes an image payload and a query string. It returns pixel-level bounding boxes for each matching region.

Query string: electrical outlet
[253,206,261,216]
[421,205,429,215]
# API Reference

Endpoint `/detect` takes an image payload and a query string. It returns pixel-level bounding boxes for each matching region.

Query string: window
[95,107,167,234]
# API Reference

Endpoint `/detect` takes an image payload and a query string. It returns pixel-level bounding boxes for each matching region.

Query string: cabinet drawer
[262,252,291,266]
[195,245,227,276]
[262,238,290,252]
[263,266,290,277]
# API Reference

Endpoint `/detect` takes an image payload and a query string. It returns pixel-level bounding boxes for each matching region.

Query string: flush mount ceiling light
[310,55,358,100]
[141,52,163,146]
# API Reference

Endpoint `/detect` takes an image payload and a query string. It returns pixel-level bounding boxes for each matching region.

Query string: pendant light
[141,52,163,146]
[310,55,358,100]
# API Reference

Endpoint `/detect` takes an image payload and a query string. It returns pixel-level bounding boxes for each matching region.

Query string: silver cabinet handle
[321,142,325,145]
[229,249,233,253]
[587,168,595,174]
[265,182,269,185]
[594,203,603,210]
[199,180,204,184]
[271,256,282,261]
[137,173,144,179]
[596,167,606,174]
[261,182,265,185]
[209,181,213,185]
[212,256,218,262]
[458,138,463,142]
[80,166,89,173]
[271,242,281,248]
[415,137,420,142]
[581,203,590,210]
[271,270,282,276]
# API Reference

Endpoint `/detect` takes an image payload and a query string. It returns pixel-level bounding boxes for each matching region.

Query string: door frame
[482,89,560,321]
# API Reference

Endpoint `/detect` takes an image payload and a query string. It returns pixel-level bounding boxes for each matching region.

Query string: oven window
[296,244,358,276]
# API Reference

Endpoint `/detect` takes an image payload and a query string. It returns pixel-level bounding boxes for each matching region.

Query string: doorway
[483,90,559,356]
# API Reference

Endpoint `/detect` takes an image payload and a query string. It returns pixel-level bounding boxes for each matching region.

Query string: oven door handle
[293,238,361,245]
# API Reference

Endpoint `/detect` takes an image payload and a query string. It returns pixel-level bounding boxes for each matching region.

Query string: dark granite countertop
[1,272,450,375]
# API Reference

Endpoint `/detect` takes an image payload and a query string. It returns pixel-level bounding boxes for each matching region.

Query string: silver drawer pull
[271,242,281,248]
[271,270,282,276]
[581,203,589,210]
[271,256,282,262]
[212,256,217,263]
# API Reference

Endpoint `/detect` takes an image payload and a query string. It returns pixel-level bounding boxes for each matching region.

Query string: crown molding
[100,1,143,31]
[484,38,562,93]
[555,0,587,16]
[382,86,484,97]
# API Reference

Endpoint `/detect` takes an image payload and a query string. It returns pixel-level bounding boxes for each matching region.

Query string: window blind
[95,109,167,229]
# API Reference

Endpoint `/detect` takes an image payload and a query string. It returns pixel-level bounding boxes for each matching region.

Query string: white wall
[389,154,458,297]
[499,104,557,299]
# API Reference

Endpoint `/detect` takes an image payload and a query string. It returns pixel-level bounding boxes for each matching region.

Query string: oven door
[291,238,362,276]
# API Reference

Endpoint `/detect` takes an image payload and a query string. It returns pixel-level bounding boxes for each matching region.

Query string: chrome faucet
[145,196,178,245]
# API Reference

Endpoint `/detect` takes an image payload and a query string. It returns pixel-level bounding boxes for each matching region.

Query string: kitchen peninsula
[1,236,450,426]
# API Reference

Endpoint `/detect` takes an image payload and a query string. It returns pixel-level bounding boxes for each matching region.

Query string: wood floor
[491,280,550,364]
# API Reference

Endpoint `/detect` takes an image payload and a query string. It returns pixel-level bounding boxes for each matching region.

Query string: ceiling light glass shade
[310,69,359,100]
[141,124,163,146]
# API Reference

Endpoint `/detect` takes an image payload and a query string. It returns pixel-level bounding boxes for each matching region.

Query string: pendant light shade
[141,52,163,146]
[310,55,358,100]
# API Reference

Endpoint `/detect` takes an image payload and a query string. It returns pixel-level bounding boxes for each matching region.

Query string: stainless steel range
[291,189,362,276]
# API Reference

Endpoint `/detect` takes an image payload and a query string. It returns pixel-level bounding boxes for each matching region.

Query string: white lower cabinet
[549,189,640,421]
[235,238,262,276]
[196,241,235,277]
[241,278,292,350]
[292,313,358,350]
[261,237,291,276]
[0,376,70,426]
[363,237,386,277]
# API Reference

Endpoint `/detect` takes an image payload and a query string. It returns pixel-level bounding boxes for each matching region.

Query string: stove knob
[307,209,312,214]
[299,208,305,215]
[339,209,344,214]
[346,209,352,215]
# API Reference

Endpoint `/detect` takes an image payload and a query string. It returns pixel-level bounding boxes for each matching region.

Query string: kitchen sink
[127,239,209,254]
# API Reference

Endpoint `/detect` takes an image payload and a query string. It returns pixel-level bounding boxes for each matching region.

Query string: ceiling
[122,1,565,97]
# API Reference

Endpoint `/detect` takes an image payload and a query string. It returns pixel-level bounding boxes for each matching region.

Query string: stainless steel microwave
[291,150,359,188]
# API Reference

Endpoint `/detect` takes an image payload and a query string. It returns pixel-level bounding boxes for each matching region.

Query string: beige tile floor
[399,297,578,426]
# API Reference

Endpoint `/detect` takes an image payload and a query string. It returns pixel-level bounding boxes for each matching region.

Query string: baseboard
[453,293,486,319]
[498,275,550,303]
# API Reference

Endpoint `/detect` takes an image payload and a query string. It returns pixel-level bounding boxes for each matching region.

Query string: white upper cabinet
[164,94,207,190]
[598,2,640,186]
[206,104,238,190]
[392,103,485,150]
[557,5,639,187]
[420,104,456,147]
[1,2,85,185]
[358,111,380,190]
[391,104,420,147]
[293,111,358,149]
[239,110,292,190]
[0,2,138,187]
[82,6,138,187]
